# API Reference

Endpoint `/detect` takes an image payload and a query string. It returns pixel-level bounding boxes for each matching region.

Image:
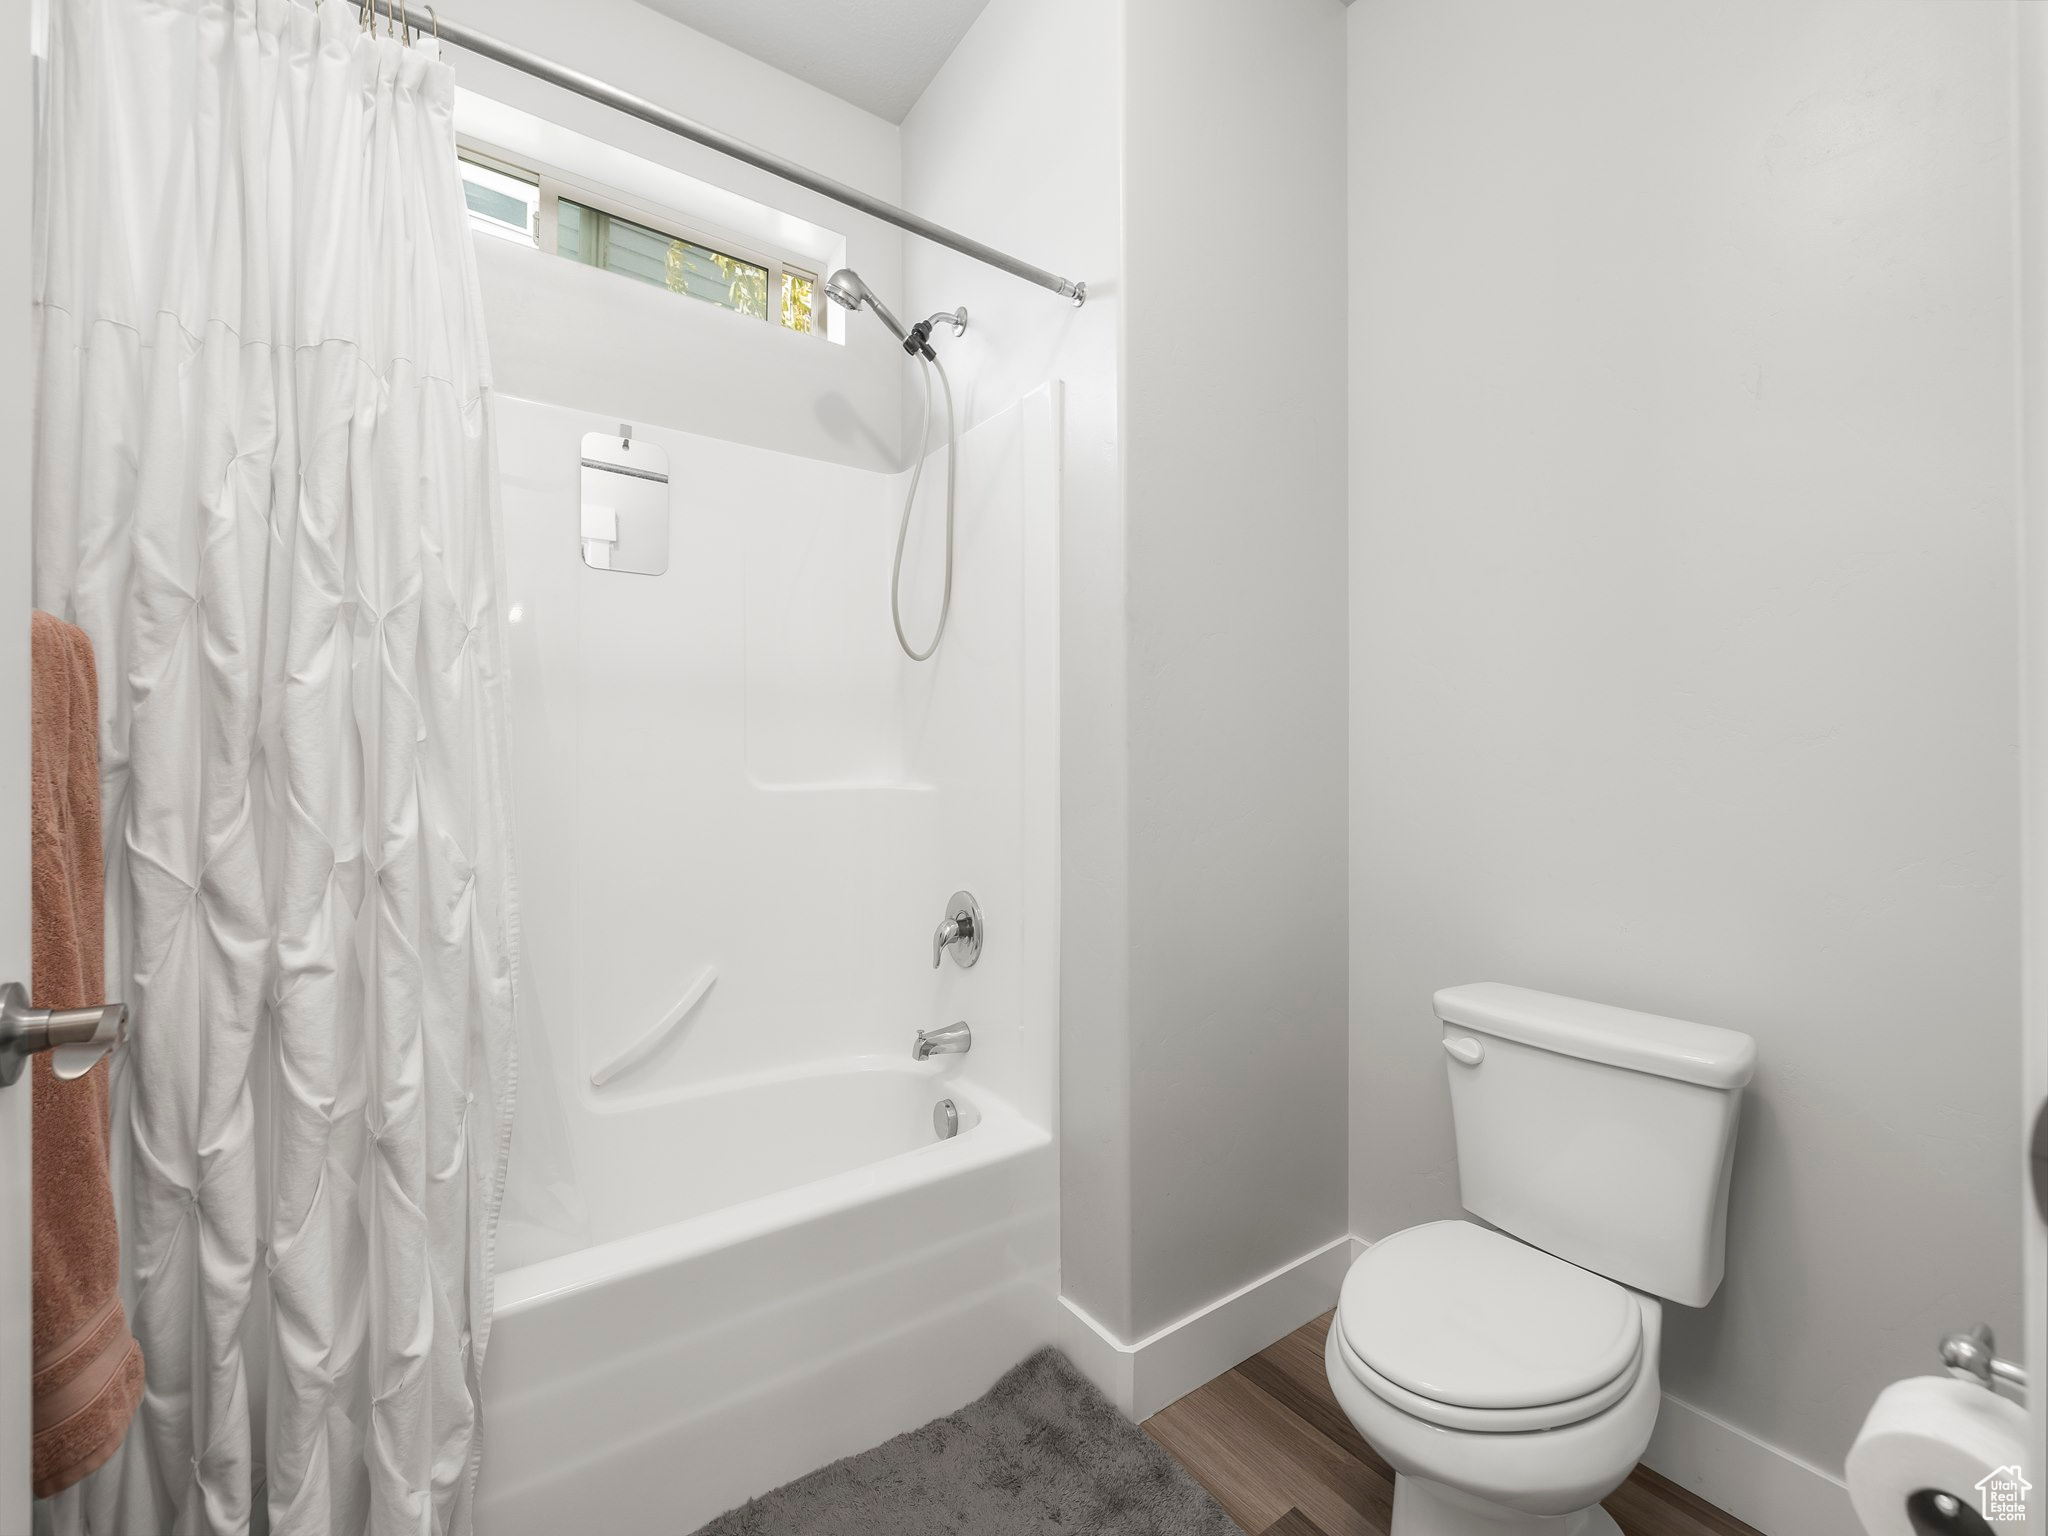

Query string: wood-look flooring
[1143,1313,1764,1536]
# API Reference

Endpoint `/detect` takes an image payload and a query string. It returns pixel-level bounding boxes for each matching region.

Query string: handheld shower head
[822,268,869,312]
[825,268,968,662]
[824,268,911,348]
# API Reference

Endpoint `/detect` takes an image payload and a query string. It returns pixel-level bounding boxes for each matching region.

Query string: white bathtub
[474,1060,1059,1535]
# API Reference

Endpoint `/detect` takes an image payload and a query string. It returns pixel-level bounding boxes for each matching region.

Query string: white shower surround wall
[478,385,1062,1531]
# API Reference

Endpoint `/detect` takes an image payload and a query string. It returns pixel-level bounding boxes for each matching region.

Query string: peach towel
[30,611,142,1498]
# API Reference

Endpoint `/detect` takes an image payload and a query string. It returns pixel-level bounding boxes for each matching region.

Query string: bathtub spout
[913,1021,972,1060]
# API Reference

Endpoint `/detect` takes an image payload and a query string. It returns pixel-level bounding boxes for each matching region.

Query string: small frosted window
[459,158,538,247]
[781,269,817,335]
[560,198,771,321]
[456,132,829,342]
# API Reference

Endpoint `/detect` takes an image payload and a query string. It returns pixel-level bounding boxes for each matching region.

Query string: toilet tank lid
[1433,983,1757,1090]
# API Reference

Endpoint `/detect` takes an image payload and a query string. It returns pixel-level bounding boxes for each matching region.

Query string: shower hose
[892,351,956,662]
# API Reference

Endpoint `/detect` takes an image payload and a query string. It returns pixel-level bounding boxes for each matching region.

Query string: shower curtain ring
[425,3,438,45]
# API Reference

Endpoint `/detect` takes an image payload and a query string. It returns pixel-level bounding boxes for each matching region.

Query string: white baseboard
[1059,1235,1355,1421]
[1644,1391,1859,1536]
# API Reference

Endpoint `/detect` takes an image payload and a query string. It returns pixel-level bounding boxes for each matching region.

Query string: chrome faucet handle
[930,890,983,970]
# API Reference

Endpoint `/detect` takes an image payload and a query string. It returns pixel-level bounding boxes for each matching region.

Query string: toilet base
[1392,1473,1624,1536]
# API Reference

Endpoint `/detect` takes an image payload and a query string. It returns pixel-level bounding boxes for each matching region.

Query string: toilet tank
[1436,983,1756,1307]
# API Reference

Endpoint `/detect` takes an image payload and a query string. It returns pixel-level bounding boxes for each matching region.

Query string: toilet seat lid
[1336,1221,1642,1410]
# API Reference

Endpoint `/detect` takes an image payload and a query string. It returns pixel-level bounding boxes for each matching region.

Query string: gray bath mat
[689,1349,1239,1535]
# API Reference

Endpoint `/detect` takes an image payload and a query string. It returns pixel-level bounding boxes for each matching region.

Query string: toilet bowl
[1326,985,1756,1536]
[1324,1223,1664,1534]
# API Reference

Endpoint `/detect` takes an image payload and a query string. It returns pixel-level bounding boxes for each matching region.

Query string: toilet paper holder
[1939,1323,2029,1399]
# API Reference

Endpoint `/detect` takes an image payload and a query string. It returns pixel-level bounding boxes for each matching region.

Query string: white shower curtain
[32,1,519,1532]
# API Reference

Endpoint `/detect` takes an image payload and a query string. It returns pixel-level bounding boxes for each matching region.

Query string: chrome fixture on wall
[826,268,968,660]
[932,1098,960,1139]
[931,890,983,969]
[1938,1323,2029,1397]
[913,1021,972,1061]
[913,308,971,355]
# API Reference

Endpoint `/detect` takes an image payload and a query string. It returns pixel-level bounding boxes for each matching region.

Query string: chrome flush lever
[931,890,983,970]
[0,981,127,1088]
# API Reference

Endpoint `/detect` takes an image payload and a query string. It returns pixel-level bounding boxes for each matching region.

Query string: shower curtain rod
[367,0,1088,306]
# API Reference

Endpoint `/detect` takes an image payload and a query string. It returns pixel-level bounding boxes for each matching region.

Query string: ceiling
[634,0,998,124]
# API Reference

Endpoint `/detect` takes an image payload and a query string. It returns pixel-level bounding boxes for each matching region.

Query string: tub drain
[933,1098,960,1140]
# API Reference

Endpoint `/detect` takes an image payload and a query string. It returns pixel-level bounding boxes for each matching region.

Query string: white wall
[905,0,1352,1366]
[1121,0,1350,1342]
[1348,0,2024,1513]
[900,0,1134,1339]
[455,0,910,471]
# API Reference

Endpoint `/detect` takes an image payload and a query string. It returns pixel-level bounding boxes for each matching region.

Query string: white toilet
[1325,983,1756,1536]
